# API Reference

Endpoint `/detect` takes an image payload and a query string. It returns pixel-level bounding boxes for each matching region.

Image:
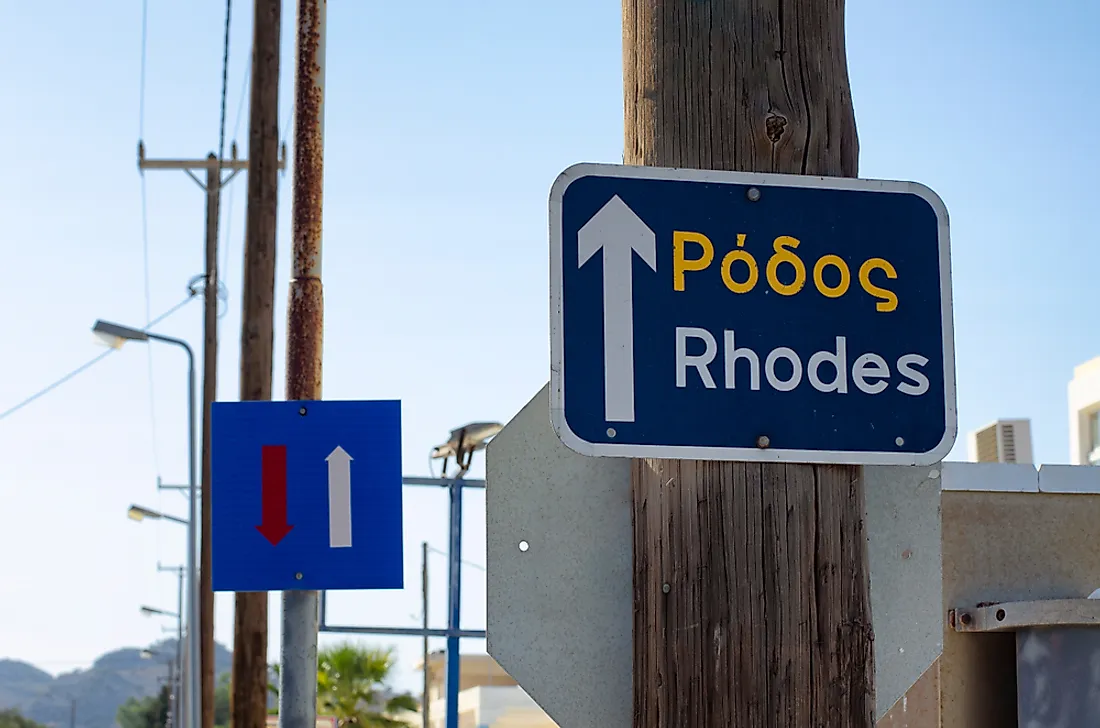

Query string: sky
[1,0,1099,698]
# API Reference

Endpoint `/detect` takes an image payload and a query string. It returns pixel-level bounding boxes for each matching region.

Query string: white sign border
[548,162,957,466]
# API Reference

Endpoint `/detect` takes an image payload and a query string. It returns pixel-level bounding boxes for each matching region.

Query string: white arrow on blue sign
[548,163,957,466]
[210,399,404,592]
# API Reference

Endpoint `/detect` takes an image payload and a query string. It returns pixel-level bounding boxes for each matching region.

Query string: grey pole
[422,542,430,728]
[174,566,184,728]
[147,332,199,728]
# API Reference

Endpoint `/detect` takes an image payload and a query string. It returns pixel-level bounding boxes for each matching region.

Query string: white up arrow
[326,446,353,548]
[577,195,657,423]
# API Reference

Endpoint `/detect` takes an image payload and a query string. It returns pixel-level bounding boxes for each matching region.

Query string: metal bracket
[951,599,1100,632]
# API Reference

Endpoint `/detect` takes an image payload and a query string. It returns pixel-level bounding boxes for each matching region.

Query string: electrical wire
[427,545,486,572]
[220,52,252,289]
[0,295,199,423]
[280,102,293,150]
[138,0,148,141]
[136,0,161,475]
[140,177,162,475]
[217,0,232,168]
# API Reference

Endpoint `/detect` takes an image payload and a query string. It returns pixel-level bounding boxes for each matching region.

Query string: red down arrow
[256,444,294,545]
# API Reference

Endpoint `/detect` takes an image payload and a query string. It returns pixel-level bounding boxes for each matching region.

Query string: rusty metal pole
[278,3,325,728]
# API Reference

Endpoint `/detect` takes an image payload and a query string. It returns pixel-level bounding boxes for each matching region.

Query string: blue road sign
[549,163,956,465]
[211,399,404,592]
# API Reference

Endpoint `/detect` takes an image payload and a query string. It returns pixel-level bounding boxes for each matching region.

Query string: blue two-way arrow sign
[549,163,956,465]
[211,399,404,592]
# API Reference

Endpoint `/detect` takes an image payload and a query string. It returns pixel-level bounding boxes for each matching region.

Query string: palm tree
[317,643,417,727]
[270,643,417,728]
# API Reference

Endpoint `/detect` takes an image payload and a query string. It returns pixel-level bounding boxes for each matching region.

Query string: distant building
[968,418,1033,464]
[1069,356,1100,465]
[417,651,557,728]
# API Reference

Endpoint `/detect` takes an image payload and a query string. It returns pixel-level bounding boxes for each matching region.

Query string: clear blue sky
[1,0,1098,696]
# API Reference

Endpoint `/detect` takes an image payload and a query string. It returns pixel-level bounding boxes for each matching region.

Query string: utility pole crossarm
[136,143,288,176]
[139,158,252,171]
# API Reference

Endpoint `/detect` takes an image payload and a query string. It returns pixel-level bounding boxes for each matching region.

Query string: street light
[430,421,502,478]
[430,420,500,728]
[128,504,189,526]
[93,318,198,728]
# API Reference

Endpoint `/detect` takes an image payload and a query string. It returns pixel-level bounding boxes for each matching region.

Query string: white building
[967,418,1033,464]
[1069,355,1100,465]
[418,651,557,728]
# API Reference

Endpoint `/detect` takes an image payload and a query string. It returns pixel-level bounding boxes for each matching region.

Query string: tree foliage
[270,643,418,728]
[213,672,231,728]
[0,709,49,728]
[116,685,169,728]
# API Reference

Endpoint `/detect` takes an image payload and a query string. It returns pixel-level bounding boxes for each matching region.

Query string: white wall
[1068,357,1100,464]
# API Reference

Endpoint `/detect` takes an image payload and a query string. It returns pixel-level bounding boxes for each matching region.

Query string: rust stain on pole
[286,0,326,402]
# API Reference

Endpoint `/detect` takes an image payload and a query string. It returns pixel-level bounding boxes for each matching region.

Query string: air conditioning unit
[968,419,1033,464]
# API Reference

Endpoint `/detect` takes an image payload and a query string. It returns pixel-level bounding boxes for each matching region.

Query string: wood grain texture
[232,1,281,727]
[624,1,871,725]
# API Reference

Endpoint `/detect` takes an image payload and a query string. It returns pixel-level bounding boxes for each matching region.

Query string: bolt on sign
[548,163,956,465]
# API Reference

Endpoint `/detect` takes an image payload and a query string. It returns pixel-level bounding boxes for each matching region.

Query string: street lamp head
[430,421,503,477]
[128,505,161,522]
[430,422,503,459]
[140,649,156,659]
[92,320,149,349]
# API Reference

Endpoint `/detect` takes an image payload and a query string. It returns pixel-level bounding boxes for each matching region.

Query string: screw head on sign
[295,572,303,580]
[756,435,770,449]
[299,407,307,416]
[747,187,761,202]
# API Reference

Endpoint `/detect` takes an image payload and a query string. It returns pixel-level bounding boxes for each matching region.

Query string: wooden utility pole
[200,148,219,728]
[623,2,872,726]
[139,147,248,728]
[232,1,283,727]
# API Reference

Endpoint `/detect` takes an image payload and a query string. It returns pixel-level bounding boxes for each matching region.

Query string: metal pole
[147,333,198,728]
[176,566,184,691]
[279,3,326,728]
[175,566,184,728]
[421,542,430,728]
[184,343,199,728]
[167,659,175,728]
[445,481,463,728]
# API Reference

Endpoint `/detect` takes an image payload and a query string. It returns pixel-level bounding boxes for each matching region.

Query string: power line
[217,0,233,167]
[141,177,162,475]
[138,0,148,140]
[427,545,485,572]
[0,295,199,423]
[221,52,252,286]
[280,103,293,149]
[136,0,160,475]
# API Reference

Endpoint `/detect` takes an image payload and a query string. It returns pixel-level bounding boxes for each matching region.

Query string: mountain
[0,640,232,728]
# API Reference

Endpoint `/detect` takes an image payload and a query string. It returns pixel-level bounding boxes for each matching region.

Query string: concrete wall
[875,466,1100,727]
